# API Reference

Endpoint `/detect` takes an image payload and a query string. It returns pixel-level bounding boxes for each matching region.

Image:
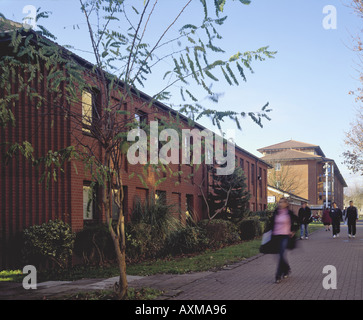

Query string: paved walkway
[1,222,362,300]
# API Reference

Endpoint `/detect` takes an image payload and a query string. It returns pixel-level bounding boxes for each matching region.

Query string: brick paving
[163,221,363,300]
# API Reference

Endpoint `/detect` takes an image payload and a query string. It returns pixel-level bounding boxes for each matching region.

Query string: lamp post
[323,162,329,208]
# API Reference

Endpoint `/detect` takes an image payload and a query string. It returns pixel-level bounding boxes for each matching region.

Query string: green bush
[126,195,182,261]
[125,222,165,261]
[238,217,262,240]
[164,226,203,255]
[22,219,75,269]
[131,196,181,237]
[197,219,240,248]
[74,224,115,265]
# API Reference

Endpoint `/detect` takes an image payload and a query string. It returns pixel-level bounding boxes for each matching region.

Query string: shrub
[131,196,181,239]
[238,217,262,240]
[73,224,115,265]
[164,225,203,255]
[22,219,75,269]
[126,195,183,261]
[125,222,165,261]
[197,219,240,248]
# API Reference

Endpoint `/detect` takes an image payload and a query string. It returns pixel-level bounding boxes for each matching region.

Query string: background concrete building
[258,140,347,211]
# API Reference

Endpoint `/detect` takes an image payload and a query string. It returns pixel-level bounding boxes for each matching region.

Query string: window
[239,158,244,171]
[251,164,255,185]
[251,163,255,196]
[112,186,128,220]
[112,189,120,220]
[82,90,99,133]
[275,163,281,171]
[155,190,166,205]
[83,185,94,220]
[186,194,194,224]
[246,161,250,191]
[134,111,147,128]
[82,91,93,133]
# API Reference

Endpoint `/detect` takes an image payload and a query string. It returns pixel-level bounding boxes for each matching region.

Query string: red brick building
[0,21,269,268]
[258,140,347,211]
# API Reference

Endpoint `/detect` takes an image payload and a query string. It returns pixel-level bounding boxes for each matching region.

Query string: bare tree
[344,183,363,215]
[343,0,363,174]
[267,161,304,195]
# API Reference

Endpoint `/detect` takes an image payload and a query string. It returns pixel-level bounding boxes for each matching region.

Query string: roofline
[261,154,324,162]
[267,185,309,202]
[0,20,270,167]
[257,140,326,158]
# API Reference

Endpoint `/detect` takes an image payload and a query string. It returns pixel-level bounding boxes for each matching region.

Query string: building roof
[258,139,325,157]
[0,18,22,33]
[260,149,324,161]
[267,185,309,203]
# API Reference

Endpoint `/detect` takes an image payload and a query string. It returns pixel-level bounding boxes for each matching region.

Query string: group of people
[268,198,359,284]
[322,201,359,238]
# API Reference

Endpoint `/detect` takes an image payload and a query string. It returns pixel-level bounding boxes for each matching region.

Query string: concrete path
[1,222,362,300]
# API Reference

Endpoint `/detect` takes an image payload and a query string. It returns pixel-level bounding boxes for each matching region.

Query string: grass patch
[0,269,23,282]
[306,222,324,234]
[60,287,163,300]
[0,238,262,282]
[126,239,261,276]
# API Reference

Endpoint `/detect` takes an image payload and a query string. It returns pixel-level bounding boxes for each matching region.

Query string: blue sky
[1,0,362,189]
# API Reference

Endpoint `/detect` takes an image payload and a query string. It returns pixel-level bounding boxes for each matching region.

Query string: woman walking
[322,206,332,231]
[271,198,300,283]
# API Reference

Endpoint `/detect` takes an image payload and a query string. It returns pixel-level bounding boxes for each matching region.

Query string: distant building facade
[258,140,347,211]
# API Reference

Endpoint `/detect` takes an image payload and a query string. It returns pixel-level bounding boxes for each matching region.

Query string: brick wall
[0,38,269,268]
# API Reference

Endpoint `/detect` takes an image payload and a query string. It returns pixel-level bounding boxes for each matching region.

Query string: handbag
[259,231,279,254]
[260,232,297,254]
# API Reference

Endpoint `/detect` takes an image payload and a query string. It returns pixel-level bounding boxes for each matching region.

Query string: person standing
[329,202,343,238]
[298,202,312,239]
[271,198,300,283]
[322,206,332,231]
[346,201,359,238]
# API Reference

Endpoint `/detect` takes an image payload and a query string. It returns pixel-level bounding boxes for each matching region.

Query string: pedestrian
[329,202,343,238]
[271,197,300,283]
[298,201,312,239]
[346,200,359,238]
[322,206,331,231]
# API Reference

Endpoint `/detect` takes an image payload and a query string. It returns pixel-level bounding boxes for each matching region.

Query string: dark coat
[329,207,343,223]
[298,206,312,225]
[346,206,358,223]
[322,209,332,225]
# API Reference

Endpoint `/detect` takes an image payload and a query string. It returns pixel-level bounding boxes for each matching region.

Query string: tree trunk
[103,178,128,299]
[111,227,128,300]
